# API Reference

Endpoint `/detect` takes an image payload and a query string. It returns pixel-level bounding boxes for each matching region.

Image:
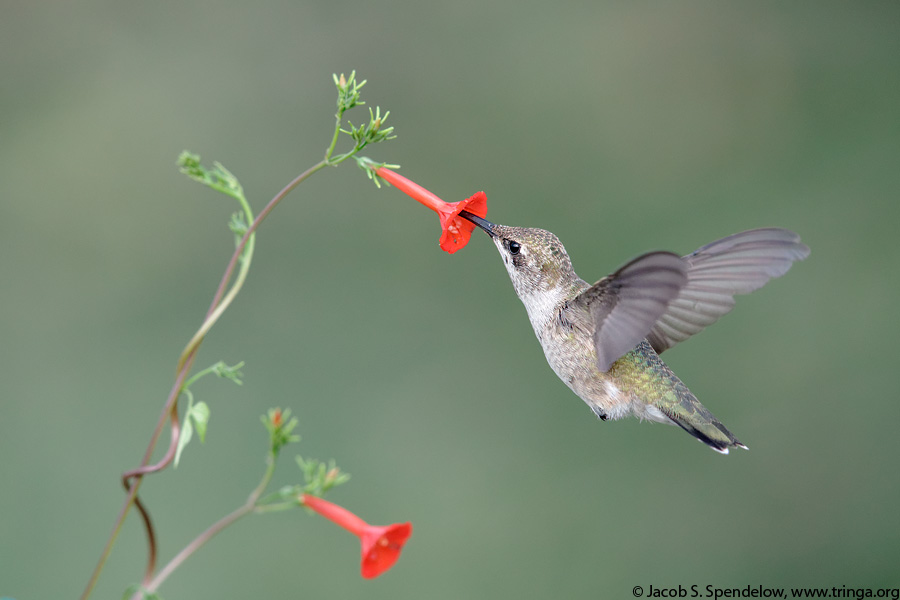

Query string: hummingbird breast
[534,300,680,425]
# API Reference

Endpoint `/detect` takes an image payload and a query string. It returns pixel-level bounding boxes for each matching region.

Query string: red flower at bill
[375,166,488,254]
[301,493,412,579]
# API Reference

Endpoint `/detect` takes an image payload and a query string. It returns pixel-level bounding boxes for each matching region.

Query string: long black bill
[458,210,497,238]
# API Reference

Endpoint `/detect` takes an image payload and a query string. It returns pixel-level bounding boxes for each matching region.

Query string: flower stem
[80,364,191,600]
[82,71,391,600]
[146,504,251,594]
[324,111,344,163]
[143,452,277,595]
[81,160,327,600]
[177,158,326,374]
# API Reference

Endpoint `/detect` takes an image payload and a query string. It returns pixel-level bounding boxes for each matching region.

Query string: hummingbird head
[459,210,579,302]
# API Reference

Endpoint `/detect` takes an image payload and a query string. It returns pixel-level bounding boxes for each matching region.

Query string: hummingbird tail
[616,342,749,454]
[658,388,748,454]
[668,410,748,454]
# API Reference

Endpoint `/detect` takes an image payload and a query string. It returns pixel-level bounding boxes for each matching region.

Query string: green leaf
[177,152,244,202]
[295,456,350,496]
[176,151,205,181]
[190,401,210,443]
[211,161,242,197]
[213,360,245,385]
[172,390,211,468]
[174,417,193,469]
[354,156,400,188]
[229,212,249,238]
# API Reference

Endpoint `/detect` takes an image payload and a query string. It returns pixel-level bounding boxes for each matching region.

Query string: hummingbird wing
[647,228,810,354]
[573,251,687,372]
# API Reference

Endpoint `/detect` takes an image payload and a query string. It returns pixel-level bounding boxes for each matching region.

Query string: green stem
[176,194,255,375]
[324,109,345,162]
[253,501,301,514]
[181,367,211,392]
[80,363,194,600]
[82,160,326,600]
[145,504,251,595]
[83,75,385,599]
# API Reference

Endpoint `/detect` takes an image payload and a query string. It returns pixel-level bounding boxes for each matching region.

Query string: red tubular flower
[301,493,412,579]
[375,166,488,254]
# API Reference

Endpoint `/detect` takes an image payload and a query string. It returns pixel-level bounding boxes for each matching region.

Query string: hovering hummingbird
[459,210,809,453]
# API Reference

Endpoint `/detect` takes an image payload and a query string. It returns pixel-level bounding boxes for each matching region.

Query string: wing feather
[647,228,810,354]
[573,251,688,372]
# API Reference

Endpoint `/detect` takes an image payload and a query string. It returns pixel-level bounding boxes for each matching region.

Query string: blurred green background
[2,1,898,598]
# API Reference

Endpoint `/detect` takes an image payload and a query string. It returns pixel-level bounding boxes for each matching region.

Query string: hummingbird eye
[507,240,521,255]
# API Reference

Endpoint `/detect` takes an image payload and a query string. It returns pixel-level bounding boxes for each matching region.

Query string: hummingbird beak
[458,210,496,238]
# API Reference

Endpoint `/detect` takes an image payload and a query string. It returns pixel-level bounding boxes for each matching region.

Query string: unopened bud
[325,467,340,484]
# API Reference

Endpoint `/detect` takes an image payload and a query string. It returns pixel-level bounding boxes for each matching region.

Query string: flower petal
[360,522,413,579]
[302,494,413,579]
[438,192,488,253]
[375,166,489,254]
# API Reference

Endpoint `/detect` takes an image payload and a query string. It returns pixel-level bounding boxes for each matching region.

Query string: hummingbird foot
[590,405,609,421]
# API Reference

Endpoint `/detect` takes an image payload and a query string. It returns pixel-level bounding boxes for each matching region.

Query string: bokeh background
[2,2,898,598]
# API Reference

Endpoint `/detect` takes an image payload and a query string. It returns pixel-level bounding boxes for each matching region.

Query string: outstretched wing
[572,251,687,372]
[647,228,810,354]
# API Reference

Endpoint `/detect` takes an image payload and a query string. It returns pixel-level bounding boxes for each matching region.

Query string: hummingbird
[459,210,809,454]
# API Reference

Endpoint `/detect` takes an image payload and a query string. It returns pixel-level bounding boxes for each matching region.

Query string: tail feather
[665,407,748,454]
[657,377,747,454]
[611,341,748,454]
